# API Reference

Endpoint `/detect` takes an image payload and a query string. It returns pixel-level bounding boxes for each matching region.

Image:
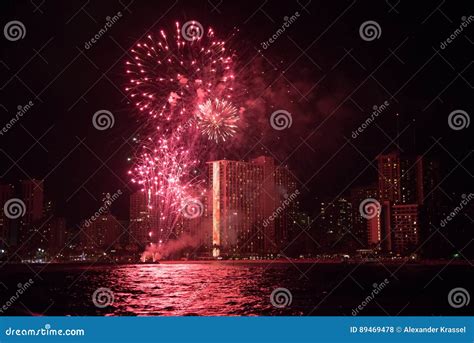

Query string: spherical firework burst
[196,98,239,142]
[125,22,236,134]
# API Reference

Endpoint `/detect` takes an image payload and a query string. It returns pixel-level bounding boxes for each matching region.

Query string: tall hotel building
[374,151,426,254]
[350,183,378,248]
[129,190,159,246]
[20,179,44,242]
[21,179,44,225]
[209,156,298,258]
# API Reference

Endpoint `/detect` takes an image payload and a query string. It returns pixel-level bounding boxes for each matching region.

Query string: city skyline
[1,150,472,261]
[0,0,472,321]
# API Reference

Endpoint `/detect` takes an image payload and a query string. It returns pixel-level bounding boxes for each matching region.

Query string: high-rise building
[209,159,263,257]
[318,197,353,252]
[377,152,423,205]
[129,190,158,246]
[209,156,298,258]
[350,183,378,249]
[82,214,122,251]
[175,191,211,249]
[273,162,299,252]
[16,179,44,251]
[20,179,44,226]
[374,152,426,255]
[391,204,419,255]
[48,217,67,257]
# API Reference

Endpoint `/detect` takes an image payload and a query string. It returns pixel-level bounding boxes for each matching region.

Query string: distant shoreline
[1,258,472,267]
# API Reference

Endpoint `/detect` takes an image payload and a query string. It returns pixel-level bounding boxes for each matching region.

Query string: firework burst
[125,22,236,134]
[196,98,239,142]
[128,132,204,241]
[126,21,243,247]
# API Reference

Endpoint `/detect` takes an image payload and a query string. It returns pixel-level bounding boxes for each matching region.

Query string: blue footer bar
[0,317,472,343]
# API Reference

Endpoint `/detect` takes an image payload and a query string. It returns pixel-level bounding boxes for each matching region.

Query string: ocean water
[1,262,472,316]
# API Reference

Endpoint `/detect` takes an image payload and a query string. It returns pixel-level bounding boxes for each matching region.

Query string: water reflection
[2,262,470,316]
[98,264,284,316]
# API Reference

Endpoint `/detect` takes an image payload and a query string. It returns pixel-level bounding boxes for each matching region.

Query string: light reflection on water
[102,263,292,316]
[2,262,471,316]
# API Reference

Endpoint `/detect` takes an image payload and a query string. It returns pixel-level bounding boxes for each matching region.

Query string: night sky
[0,0,472,226]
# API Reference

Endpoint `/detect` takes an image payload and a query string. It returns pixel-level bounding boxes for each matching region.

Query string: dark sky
[0,0,472,226]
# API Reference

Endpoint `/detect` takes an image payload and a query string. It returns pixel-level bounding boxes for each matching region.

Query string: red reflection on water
[106,263,271,316]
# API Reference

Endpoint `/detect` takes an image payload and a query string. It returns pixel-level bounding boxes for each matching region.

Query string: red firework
[125,22,236,133]
[126,22,242,245]
[128,132,205,240]
[196,98,239,142]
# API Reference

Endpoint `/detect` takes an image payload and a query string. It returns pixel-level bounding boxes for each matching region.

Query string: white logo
[181,198,204,219]
[359,21,381,41]
[4,21,26,41]
[448,110,470,131]
[448,287,470,308]
[181,21,204,42]
[92,287,114,308]
[270,110,292,130]
[3,198,26,219]
[92,110,115,130]
[270,287,292,308]
[359,198,381,219]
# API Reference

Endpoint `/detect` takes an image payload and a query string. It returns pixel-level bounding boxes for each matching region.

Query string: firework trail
[128,131,205,237]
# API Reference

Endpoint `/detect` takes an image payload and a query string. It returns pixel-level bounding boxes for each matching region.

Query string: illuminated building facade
[129,190,158,246]
[82,214,122,251]
[174,190,211,251]
[377,151,423,205]
[20,179,44,224]
[391,204,419,254]
[20,179,44,242]
[318,197,353,251]
[350,183,378,248]
[209,156,298,258]
[374,152,424,255]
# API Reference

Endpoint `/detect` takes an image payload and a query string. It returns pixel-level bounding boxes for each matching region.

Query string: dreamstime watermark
[359,20,381,41]
[92,287,114,308]
[0,279,34,314]
[83,190,122,227]
[5,324,85,337]
[270,287,292,308]
[447,287,470,308]
[440,193,474,228]
[4,20,26,41]
[261,11,301,50]
[440,16,474,50]
[359,198,381,219]
[263,189,300,227]
[84,12,123,50]
[352,100,390,139]
[181,20,204,41]
[352,278,390,315]
[0,101,34,136]
[181,198,204,219]
[270,109,292,130]
[447,109,470,131]
[3,198,26,219]
[92,109,115,130]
